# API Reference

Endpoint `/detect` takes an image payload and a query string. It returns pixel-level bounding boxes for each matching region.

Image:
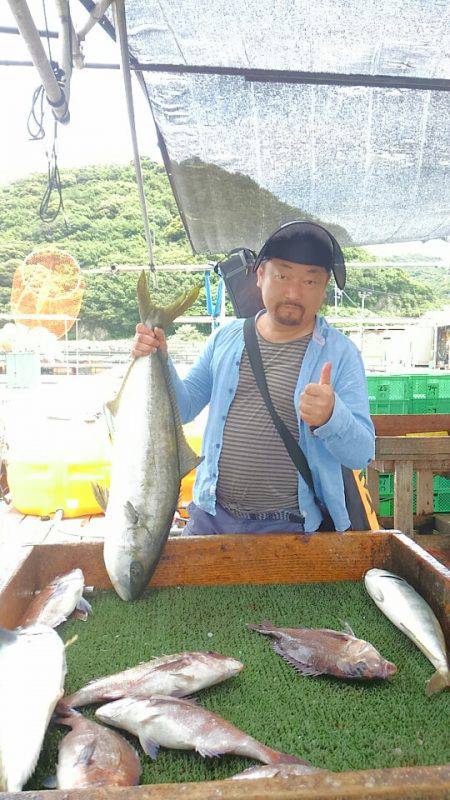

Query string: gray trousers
[182,502,306,536]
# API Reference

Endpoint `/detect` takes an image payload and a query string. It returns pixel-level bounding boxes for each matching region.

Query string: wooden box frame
[1,531,449,799]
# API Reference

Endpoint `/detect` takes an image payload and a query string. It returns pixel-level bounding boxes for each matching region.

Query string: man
[132,221,375,534]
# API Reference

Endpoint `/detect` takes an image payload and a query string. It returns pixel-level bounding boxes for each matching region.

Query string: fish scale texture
[26,581,450,789]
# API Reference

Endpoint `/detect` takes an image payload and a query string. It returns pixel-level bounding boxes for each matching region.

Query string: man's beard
[273,302,305,326]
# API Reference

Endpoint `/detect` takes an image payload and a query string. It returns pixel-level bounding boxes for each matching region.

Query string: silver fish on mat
[96,695,308,765]
[94,272,202,602]
[365,568,450,696]
[230,764,328,780]
[60,651,244,708]
[18,568,91,629]
[52,708,141,789]
[0,625,66,792]
[248,620,397,681]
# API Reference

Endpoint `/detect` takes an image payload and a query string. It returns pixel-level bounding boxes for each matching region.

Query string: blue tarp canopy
[112,1,449,252]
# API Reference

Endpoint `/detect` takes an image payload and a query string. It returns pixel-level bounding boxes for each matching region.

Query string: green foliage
[0,160,445,337]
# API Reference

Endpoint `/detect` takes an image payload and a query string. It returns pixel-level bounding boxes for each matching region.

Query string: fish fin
[73,596,92,621]
[124,501,140,525]
[92,482,109,513]
[273,643,323,677]
[137,271,200,329]
[426,668,450,697]
[75,740,96,766]
[139,735,160,759]
[0,627,17,645]
[177,432,203,480]
[160,358,203,478]
[42,775,58,789]
[196,744,224,758]
[340,620,356,637]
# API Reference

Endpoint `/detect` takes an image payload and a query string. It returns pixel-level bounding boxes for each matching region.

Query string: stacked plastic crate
[367,374,450,515]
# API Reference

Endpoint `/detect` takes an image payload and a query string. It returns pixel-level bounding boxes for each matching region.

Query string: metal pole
[78,0,113,41]
[64,319,69,374]
[75,318,79,375]
[113,0,156,277]
[6,0,70,123]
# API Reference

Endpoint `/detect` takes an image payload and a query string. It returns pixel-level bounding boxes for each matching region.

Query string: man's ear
[256,261,265,288]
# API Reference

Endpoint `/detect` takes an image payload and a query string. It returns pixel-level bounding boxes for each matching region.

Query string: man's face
[256,258,330,328]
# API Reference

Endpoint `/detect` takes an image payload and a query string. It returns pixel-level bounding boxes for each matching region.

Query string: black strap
[243,316,316,494]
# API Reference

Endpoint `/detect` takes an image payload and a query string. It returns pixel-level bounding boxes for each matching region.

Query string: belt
[225,507,305,523]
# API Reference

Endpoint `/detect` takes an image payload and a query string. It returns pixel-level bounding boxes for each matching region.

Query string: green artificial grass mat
[26,581,450,789]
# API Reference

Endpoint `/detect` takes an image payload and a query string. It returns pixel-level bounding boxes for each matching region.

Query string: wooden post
[394,460,414,536]
[416,469,434,516]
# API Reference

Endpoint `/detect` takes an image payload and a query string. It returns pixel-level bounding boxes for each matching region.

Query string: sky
[0,1,449,263]
[0,0,161,184]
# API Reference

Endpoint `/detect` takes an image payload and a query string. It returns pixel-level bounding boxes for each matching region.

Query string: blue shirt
[168,314,375,532]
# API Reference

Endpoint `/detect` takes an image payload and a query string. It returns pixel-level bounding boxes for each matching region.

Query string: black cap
[253,221,346,289]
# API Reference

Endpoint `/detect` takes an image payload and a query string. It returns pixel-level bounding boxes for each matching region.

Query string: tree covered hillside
[0,160,445,338]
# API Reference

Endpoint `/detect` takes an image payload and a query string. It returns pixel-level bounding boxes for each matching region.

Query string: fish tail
[426,668,450,697]
[53,706,80,727]
[137,271,200,328]
[258,747,310,766]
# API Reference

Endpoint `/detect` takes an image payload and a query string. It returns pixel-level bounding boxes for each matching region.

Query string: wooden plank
[79,514,105,540]
[372,414,450,436]
[28,532,392,593]
[415,534,450,570]
[394,461,414,536]
[388,533,450,643]
[0,544,37,628]
[13,514,61,546]
[366,465,380,512]
[416,470,434,516]
[5,764,450,799]
[372,458,450,472]
[376,437,450,459]
[0,535,449,797]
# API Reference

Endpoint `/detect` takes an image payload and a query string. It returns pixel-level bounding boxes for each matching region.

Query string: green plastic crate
[367,375,410,414]
[434,492,450,512]
[379,498,394,516]
[378,473,394,496]
[366,373,450,414]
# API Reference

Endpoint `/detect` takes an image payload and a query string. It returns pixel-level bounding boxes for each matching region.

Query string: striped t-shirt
[216,329,312,514]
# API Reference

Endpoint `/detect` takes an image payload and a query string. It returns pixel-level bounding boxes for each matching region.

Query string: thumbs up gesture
[300,362,335,427]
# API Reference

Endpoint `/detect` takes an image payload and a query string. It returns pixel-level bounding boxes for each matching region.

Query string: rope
[27,85,45,139]
[39,120,65,223]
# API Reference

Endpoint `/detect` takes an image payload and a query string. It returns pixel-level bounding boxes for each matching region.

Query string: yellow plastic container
[7,418,112,518]
[7,418,204,519]
[178,420,203,518]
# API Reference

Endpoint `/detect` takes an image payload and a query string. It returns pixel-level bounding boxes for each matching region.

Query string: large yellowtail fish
[95,273,202,601]
[0,625,66,791]
[365,568,449,696]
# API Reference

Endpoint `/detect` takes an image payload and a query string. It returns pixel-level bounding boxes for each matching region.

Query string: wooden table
[1,531,449,799]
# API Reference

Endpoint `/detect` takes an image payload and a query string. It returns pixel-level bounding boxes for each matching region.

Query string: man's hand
[132,323,168,359]
[299,362,335,428]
